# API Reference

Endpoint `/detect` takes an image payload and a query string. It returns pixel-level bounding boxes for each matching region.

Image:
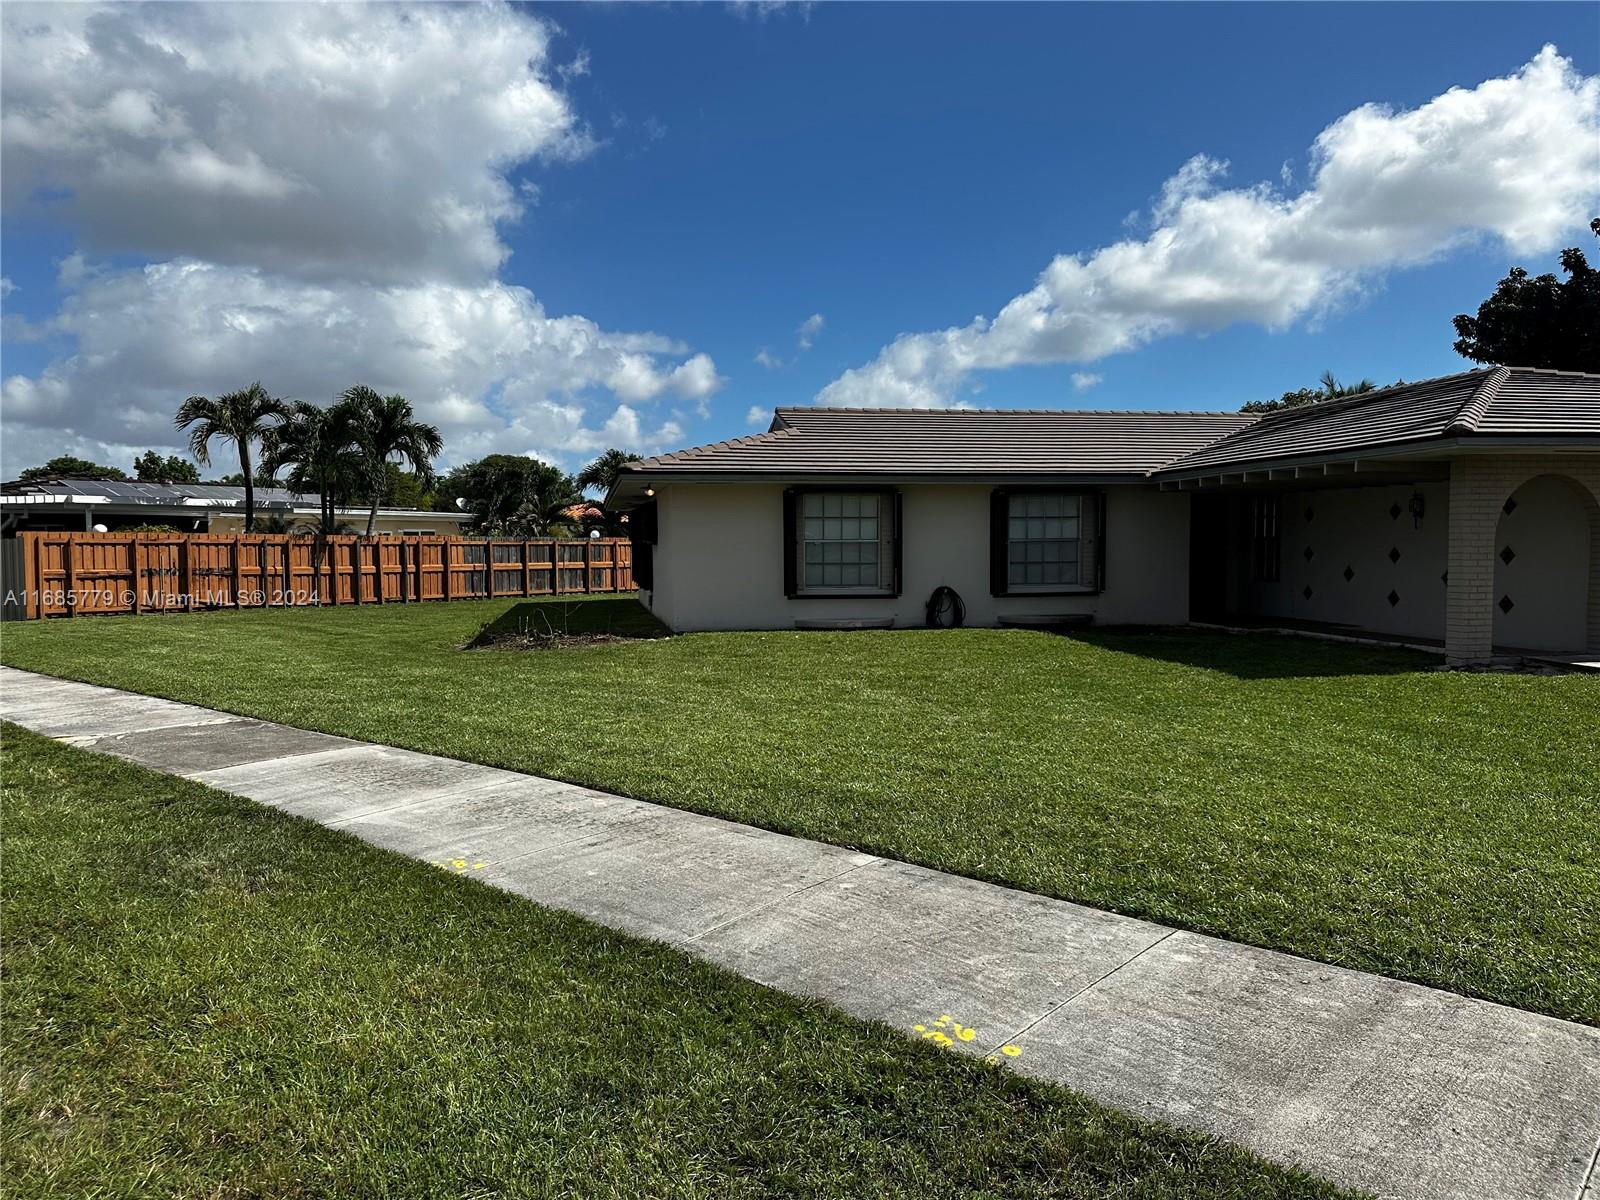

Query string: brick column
[1445,456,1600,664]
[1445,460,1499,665]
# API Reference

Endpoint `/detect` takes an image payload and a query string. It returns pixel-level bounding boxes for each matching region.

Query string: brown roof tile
[628,408,1254,478]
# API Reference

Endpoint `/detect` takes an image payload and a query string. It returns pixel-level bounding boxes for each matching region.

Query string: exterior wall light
[1408,491,1426,528]
[645,486,656,497]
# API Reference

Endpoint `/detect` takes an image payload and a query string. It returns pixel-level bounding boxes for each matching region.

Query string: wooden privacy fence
[6,532,633,620]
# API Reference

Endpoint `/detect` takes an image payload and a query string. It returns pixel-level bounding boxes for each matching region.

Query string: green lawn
[4,597,1597,1024]
[1,724,1351,1198]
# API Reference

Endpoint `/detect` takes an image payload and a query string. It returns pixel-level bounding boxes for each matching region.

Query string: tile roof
[627,408,1256,478]
[614,366,1599,497]
[1161,366,1600,474]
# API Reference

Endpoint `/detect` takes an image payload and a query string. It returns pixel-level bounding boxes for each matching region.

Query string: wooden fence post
[26,535,41,619]
[178,538,191,612]
[132,538,144,614]
[232,539,243,608]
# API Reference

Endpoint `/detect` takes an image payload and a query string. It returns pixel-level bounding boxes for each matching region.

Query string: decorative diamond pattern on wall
[1389,502,1402,520]
[1387,590,1400,607]
[1500,545,1516,565]
[1440,570,1448,584]
[1304,505,1315,522]
[1503,497,1518,516]
[1499,594,1515,614]
[1302,585,1313,600]
[1304,545,1314,562]
[1343,565,1355,582]
[1388,546,1401,564]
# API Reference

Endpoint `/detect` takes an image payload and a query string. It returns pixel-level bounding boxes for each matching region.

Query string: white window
[1006,492,1095,591]
[797,491,894,593]
[400,528,436,536]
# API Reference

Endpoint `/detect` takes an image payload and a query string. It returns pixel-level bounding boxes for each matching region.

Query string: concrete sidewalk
[3,664,1596,1200]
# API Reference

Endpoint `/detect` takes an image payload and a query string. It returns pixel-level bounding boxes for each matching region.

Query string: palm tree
[261,399,363,599]
[174,383,289,532]
[506,460,583,537]
[576,448,642,495]
[342,386,444,537]
[1318,370,1377,398]
[576,448,643,536]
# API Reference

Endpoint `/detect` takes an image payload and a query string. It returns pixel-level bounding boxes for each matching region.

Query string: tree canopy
[134,451,201,483]
[1452,218,1600,373]
[16,455,128,482]
[436,454,580,536]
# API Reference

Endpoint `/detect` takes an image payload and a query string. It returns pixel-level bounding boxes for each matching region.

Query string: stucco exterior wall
[1235,482,1452,642]
[641,481,1191,632]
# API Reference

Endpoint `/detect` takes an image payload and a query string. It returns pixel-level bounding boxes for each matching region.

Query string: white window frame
[794,490,896,596]
[1003,490,1099,594]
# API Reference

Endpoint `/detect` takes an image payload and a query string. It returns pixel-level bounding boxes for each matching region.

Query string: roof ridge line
[771,406,1251,417]
[1240,367,1494,431]
[1446,365,1512,435]
[1153,409,1269,472]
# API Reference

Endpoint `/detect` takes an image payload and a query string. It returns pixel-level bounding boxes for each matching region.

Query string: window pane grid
[1007,492,1086,587]
[799,491,888,591]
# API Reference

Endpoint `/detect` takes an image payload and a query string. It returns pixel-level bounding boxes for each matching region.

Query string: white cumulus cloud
[0,2,721,474]
[818,46,1599,408]
[1,2,591,284]
[1,261,702,472]
[1070,372,1103,392]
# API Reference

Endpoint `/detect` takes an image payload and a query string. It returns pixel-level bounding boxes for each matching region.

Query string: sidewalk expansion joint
[986,929,1176,1057]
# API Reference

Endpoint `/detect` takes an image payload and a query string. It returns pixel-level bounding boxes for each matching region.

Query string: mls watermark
[4,587,330,609]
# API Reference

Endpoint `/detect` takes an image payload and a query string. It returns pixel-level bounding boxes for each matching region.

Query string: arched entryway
[1491,473,1598,654]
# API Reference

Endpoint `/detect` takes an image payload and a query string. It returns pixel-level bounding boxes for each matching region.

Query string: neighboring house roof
[609,365,1600,504]
[627,408,1255,478]
[0,478,458,520]
[1161,366,1600,475]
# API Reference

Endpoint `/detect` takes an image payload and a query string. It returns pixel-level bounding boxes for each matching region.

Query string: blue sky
[2,2,1597,476]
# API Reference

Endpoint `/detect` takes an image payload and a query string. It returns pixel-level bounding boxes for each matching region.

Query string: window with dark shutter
[786,488,899,597]
[991,488,1102,595]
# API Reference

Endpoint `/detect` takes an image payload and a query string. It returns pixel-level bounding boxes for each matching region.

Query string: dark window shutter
[782,488,798,597]
[890,490,903,597]
[1095,490,1107,591]
[989,489,1009,596]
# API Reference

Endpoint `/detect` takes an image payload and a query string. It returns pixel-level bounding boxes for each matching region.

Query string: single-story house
[0,479,469,537]
[607,366,1600,665]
